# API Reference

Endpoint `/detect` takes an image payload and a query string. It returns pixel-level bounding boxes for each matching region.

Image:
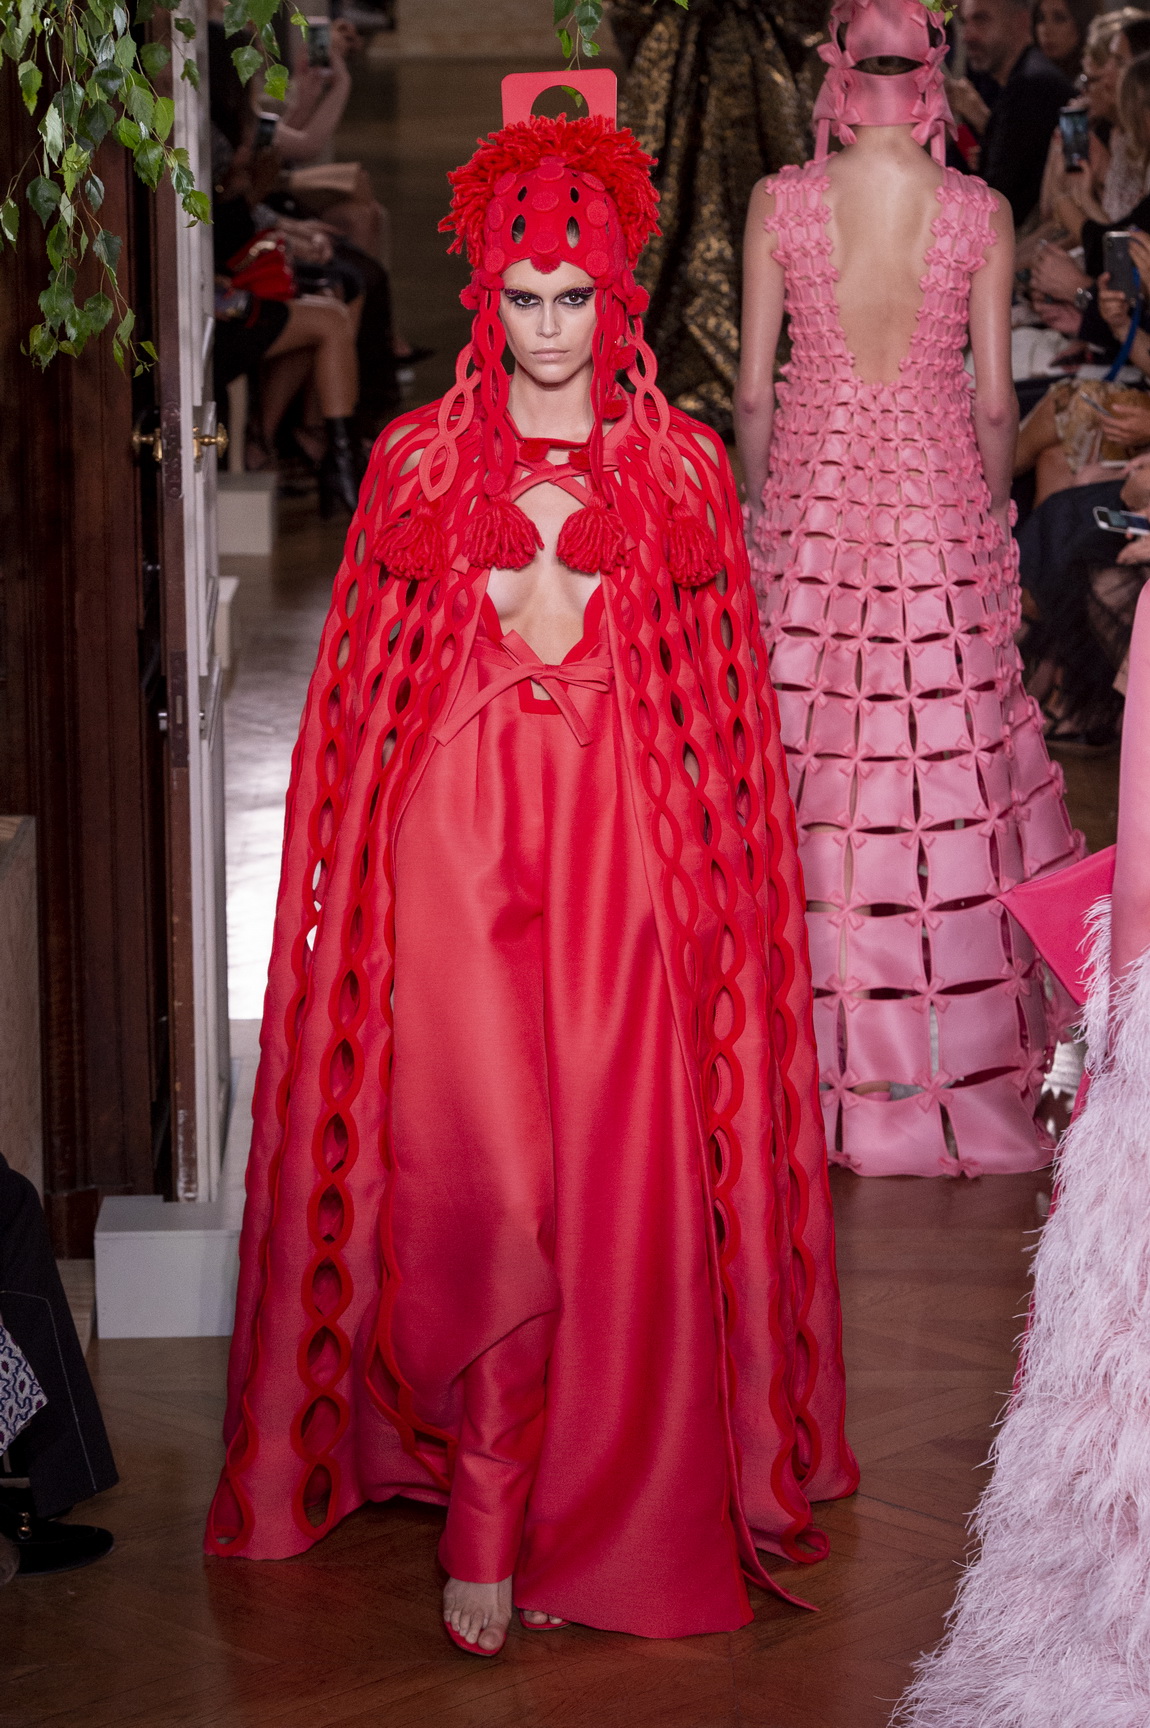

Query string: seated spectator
[1019,453,1150,746]
[1032,0,1099,82]
[949,0,1075,225]
[0,1155,117,1578]
[261,17,429,375]
[212,121,362,515]
[1021,11,1119,266]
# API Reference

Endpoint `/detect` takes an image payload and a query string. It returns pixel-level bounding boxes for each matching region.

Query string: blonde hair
[1086,5,1150,66]
[1119,47,1150,162]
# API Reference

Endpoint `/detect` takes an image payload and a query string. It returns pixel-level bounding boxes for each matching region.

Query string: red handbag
[226,229,296,302]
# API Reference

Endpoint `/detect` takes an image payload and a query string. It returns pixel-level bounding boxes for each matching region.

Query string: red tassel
[557,498,627,575]
[377,505,447,580]
[666,504,723,588]
[463,496,542,570]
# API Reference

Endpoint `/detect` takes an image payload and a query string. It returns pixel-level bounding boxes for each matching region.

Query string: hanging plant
[0,0,302,368]
[553,0,688,65]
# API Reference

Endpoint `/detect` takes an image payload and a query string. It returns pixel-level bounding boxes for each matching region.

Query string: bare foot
[443,1574,513,1652]
[520,1609,567,1627]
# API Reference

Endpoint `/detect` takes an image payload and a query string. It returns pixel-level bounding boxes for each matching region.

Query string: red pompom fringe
[463,497,542,570]
[557,498,627,575]
[377,506,447,580]
[666,506,723,588]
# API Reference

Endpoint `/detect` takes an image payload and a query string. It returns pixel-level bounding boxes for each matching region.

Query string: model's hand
[945,76,991,135]
[1031,242,1091,303]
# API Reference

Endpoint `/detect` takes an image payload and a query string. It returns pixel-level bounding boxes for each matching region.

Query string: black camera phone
[1059,105,1091,171]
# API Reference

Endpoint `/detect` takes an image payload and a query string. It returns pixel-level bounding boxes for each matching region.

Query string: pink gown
[750,163,1083,1179]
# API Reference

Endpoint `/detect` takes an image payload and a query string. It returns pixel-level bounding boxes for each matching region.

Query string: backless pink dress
[750,162,1083,1178]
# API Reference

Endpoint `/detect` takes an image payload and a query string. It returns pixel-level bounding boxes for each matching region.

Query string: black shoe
[0,1501,114,1576]
[318,416,363,518]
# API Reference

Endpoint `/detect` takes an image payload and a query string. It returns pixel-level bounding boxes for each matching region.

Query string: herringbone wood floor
[5,1167,1050,1728]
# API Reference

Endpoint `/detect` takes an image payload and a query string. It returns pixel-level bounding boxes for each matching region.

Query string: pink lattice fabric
[204,398,859,1636]
[750,163,1083,1179]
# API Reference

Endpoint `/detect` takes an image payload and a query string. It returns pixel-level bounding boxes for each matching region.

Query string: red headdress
[378,72,724,588]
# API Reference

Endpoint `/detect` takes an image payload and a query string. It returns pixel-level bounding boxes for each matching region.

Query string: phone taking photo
[1094,505,1150,535]
[1104,230,1140,303]
[1059,105,1091,171]
[254,113,277,151]
[306,18,331,66]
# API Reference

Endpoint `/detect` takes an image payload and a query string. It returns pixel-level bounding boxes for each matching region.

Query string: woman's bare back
[823,139,946,385]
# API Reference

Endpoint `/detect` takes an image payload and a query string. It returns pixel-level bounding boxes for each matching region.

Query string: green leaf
[125,79,156,128]
[113,31,136,67]
[0,199,19,245]
[26,175,61,226]
[557,27,572,56]
[40,103,65,161]
[77,97,115,151]
[60,144,90,195]
[222,0,249,33]
[182,187,211,224]
[247,0,279,28]
[93,227,122,275]
[140,339,158,361]
[231,42,261,84]
[582,36,601,54]
[17,58,41,114]
[81,291,114,333]
[39,274,76,325]
[27,323,59,367]
[140,40,170,75]
[553,0,570,22]
[263,60,288,101]
[153,94,175,139]
[114,115,143,148]
[561,84,586,110]
[574,1,600,24]
[135,0,156,21]
[133,138,164,187]
[84,173,105,210]
[290,9,308,25]
[45,219,69,270]
[174,15,195,37]
[112,304,135,367]
[180,56,200,89]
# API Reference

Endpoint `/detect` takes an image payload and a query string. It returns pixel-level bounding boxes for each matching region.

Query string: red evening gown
[205,405,858,1637]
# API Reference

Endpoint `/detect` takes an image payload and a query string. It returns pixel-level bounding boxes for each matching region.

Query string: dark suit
[978,46,1074,225]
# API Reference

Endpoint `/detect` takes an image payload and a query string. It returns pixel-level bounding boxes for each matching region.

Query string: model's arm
[734,181,785,533]
[967,192,1018,538]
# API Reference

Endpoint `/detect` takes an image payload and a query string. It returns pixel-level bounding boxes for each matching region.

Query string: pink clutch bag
[1000,848,1115,1007]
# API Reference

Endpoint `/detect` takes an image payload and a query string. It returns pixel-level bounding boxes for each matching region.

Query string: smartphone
[306,18,331,66]
[254,113,277,151]
[1104,229,1140,303]
[1059,105,1091,171]
[1094,505,1150,535]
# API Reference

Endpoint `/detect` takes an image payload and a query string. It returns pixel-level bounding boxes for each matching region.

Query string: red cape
[206,398,858,1615]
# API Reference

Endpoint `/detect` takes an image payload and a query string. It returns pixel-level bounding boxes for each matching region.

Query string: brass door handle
[194,425,229,462]
[132,428,164,462]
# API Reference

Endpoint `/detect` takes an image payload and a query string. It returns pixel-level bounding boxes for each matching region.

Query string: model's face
[499,260,597,389]
[1034,0,1078,64]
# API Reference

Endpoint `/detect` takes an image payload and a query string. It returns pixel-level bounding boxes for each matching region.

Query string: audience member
[0,1154,117,1577]
[1032,0,1101,81]
[950,0,1075,224]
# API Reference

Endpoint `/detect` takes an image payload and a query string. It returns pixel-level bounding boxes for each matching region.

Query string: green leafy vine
[552,0,689,66]
[0,0,301,367]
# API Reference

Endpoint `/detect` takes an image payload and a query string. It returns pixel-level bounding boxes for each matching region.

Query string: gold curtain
[613,0,828,433]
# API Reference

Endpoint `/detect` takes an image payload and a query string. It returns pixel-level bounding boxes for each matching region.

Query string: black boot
[318,417,361,519]
[0,1491,113,1576]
